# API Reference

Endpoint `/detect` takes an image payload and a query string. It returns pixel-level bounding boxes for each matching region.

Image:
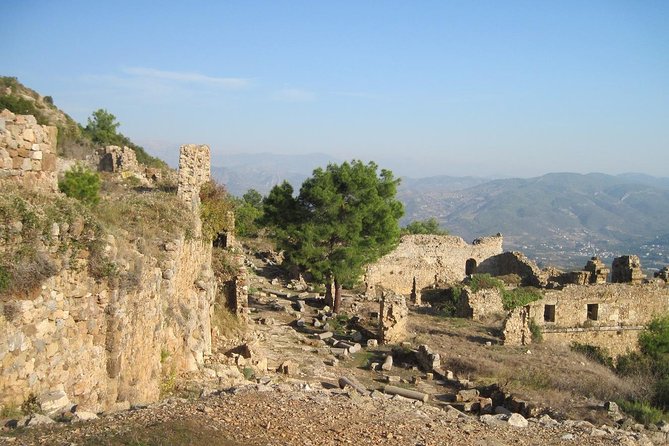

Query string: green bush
[59,165,101,205]
[200,181,235,241]
[617,400,665,425]
[529,319,542,342]
[401,217,449,235]
[501,287,542,310]
[0,266,9,293]
[468,273,504,293]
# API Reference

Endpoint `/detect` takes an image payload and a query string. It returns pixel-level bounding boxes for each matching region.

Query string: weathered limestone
[365,234,503,296]
[478,251,547,287]
[379,293,408,344]
[416,344,441,371]
[503,306,530,346]
[456,287,505,320]
[98,145,140,174]
[0,109,58,192]
[177,144,211,212]
[522,283,669,356]
[584,257,609,284]
[611,255,644,284]
[0,141,217,413]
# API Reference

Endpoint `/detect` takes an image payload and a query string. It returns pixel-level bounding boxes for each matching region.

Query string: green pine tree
[263,161,404,312]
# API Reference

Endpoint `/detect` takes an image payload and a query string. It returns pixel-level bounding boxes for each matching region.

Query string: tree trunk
[325,276,334,308]
[333,278,342,314]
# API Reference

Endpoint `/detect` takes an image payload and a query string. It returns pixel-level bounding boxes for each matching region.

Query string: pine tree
[263,161,404,312]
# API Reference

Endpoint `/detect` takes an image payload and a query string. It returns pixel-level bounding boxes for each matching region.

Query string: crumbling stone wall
[477,251,547,287]
[177,144,210,211]
[98,145,140,174]
[0,142,217,412]
[516,283,669,356]
[503,306,530,346]
[456,287,505,320]
[611,255,644,284]
[0,110,58,193]
[365,234,503,296]
[379,293,408,344]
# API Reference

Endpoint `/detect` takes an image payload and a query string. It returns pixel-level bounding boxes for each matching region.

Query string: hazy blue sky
[3,1,668,178]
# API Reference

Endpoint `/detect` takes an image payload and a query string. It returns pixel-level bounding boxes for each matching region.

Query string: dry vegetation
[407,311,646,422]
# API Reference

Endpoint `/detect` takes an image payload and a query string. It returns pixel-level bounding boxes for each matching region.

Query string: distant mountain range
[213,153,669,271]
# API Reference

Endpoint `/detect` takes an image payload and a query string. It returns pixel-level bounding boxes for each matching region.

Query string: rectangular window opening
[587,304,599,321]
[543,304,555,323]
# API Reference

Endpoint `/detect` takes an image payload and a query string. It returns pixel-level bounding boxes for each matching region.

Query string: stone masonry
[177,144,211,212]
[611,255,644,284]
[98,145,140,174]
[509,282,669,356]
[365,234,503,297]
[0,141,217,413]
[379,293,409,344]
[0,109,58,193]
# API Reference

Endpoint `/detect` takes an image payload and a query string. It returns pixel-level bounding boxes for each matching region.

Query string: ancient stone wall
[517,283,669,356]
[177,144,210,212]
[477,251,547,287]
[611,255,644,284]
[0,236,215,412]
[0,110,58,193]
[0,142,217,413]
[98,145,140,174]
[365,234,503,296]
[456,287,505,321]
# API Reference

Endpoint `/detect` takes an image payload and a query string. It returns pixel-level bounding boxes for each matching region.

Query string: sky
[2,0,668,178]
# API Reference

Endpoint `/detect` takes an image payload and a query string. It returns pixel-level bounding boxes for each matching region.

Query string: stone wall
[512,283,669,356]
[477,251,547,287]
[456,287,505,320]
[0,110,58,193]
[365,234,503,296]
[0,142,217,413]
[177,144,210,212]
[0,237,215,412]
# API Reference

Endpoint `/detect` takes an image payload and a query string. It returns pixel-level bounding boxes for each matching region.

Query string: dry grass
[408,311,643,420]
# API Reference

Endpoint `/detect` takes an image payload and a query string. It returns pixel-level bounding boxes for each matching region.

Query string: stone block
[31,150,43,160]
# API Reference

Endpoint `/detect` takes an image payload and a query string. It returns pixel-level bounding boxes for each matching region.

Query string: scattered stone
[317,331,333,340]
[38,389,71,416]
[25,414,55,427]
[381,355,393,371]
[561,433,574,441]
[507,413,528,428]
[480,414,508,427]
[366,339,378,348]
[384,375,400,383]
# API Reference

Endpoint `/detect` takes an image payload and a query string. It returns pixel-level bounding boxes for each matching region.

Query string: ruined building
[365,234,503,297]
[502,255,669,357]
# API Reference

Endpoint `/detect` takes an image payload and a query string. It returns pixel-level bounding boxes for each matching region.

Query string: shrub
[572,343,614,368]
[501,287,542,310]
[59,165,101,205]
[20,393,41,415]
[0,266,9,293]
[401,218,449,235]
[617,400,665,425]
[468,274,504,293]
[200,181,235,241]
[529,319,542,342]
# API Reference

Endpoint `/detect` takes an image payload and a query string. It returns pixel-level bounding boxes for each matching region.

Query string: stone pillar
[611,255,644,284]
[503,306,530,346]
[584,257,609,284]
[177,144,211,236]
[379,293,408,344]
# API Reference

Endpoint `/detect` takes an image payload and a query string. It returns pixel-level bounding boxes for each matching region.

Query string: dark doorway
[465,258,477,276]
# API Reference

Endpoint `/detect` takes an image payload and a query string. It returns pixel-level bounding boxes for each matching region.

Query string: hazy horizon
[3,1,668,178]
